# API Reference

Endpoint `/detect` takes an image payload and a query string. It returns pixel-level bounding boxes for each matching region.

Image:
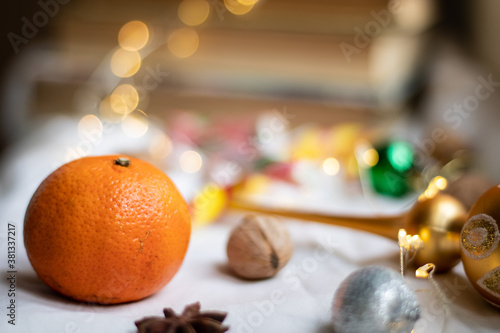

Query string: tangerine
[24,155,191,304]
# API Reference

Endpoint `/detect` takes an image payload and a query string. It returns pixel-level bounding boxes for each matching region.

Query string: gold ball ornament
[405,193,467,272]
[461,184,500,307]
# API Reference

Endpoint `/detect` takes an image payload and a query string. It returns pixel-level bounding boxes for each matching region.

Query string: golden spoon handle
[229,200,406,240]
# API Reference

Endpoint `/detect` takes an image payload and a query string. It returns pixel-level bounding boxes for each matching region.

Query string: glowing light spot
[322,157,340,176]
[424,187,438,199]
[415,263,435,279]
[99,96,124,123]
[399,228,407,239]
[388,141,413,172]
[434,176,448,190]
[77,115,103,141]
[118,20,149,51]
[121,110,149,138]
[149,132,173,159]
[179,150,203,173]
[224,0,254,15]
[110,49,141,78]
[178,0,210,26]
[110,84,139,115]
[363,148,379,167]
[419,227,430,242]
[167,28,199,58]
[237,0,259,5]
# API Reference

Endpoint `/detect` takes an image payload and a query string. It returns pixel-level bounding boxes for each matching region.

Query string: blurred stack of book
[32,0,437,124]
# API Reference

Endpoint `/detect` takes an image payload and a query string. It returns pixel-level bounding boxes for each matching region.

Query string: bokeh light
[77,115,103,141]
[433,176,448,190]
[110,49,142,77]
[149,132,173,159]
[224,0,254,15]
[110,84,139,115]
[179,150,203,173]
[322,157,340,176]
[118,20,149,51]
[424,186,438,199]
[99,96,124,123]
[178,0,210,26]
[121,109,149,138]
[363,148,379,167]
[237,0,259,5]
[387,141,413,172]
[167,28,199,58]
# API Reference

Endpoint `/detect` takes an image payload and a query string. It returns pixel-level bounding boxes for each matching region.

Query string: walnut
[226,214,293,279]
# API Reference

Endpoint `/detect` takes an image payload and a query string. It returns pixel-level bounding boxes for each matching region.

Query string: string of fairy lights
[75,0,261,174]
[73,0,450,199]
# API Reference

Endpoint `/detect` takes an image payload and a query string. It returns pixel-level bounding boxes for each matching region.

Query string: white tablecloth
[1,118,499,333]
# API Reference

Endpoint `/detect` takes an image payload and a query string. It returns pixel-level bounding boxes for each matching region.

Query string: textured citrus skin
[24,155,191,304]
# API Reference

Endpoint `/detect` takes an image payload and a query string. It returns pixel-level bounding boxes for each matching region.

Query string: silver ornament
[332,266,420,333]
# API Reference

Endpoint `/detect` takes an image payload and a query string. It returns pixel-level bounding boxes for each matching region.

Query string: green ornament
[369,141,414,197]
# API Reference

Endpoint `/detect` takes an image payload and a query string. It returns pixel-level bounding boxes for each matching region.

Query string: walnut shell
[226,214,293,279]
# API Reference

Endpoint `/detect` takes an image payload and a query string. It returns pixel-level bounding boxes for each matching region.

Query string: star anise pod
[135,302,229,333]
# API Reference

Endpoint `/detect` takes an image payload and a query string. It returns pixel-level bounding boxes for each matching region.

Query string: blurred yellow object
[110,49,141,77]
[363,148,379,167]
[331,124,361,156]
[238,174,270,195]
[290,124,362,180]
[224,0,254,15]
[191,183,228,227]
[168,28,199,58]
[178,0,210,26]
[332,123,362,180]
[110,84,139,115]
[118,20,149,51]
[237,0,259,5]
[99,96,124,123]
[291,128,323,160]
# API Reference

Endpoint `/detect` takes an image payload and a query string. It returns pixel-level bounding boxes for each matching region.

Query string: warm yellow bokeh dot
[99,96,123,123]
[434,176,448,190]
[167,28,199,58]
[178,0,210,26]
[149,132,173,160]
[363,148,379,167]
[424,187,438,199]
[77,115,103,141]
[224,0,254,15]
[322,157,340,176]
[110,49,142,77]
[237,0,259,5]
[118,20,149,51]
[110,84,139,115]
[121,110,149,138]
[179,150,203,173]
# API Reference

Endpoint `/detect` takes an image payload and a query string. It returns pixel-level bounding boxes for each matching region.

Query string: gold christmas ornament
[461,184,500,307]
[231,193,467,272]
[405,193,467,272]
[226,214,293,279]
